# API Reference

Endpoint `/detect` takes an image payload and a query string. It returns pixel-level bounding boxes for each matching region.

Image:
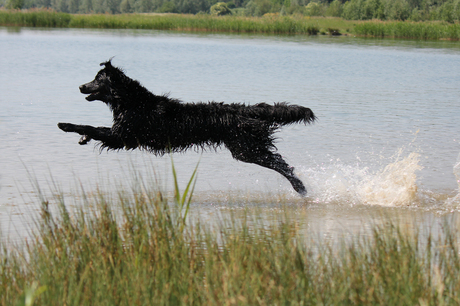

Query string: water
[1,27,460,241]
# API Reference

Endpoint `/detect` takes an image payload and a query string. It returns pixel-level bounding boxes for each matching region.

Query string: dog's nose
[79,84,92,94]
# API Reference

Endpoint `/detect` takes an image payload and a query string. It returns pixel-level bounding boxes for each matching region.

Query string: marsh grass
[2,165,460,305]
[0,10,322,34]
[68,13,324,34]
[354,20,460,40]
[0,9,71,27]
[3,9,460,39]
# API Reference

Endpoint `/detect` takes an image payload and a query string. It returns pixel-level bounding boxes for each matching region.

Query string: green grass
[3,9,460,39]
[2,165,460,305]
[68,13,323,34]
[354,19,460,40]
[0,10,322,34]
[0,9,71,27]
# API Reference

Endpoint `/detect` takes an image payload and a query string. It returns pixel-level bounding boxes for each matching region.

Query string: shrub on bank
[210,2,232,15]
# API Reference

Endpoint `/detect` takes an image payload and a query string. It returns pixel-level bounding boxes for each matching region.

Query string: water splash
[302,161,367,205]
[357,152,422,207]
[301,149,423,207]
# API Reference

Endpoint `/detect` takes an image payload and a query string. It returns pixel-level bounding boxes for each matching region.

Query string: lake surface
[1,27,460,240]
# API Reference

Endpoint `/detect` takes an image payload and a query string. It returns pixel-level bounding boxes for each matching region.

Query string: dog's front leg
[58,123,124,149]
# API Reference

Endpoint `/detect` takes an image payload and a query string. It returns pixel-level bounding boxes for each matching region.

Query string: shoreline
[2,10,460,40]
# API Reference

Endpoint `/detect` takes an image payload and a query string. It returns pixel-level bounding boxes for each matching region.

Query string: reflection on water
[0,27,460,242]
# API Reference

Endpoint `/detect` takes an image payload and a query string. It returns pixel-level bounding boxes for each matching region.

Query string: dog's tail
[249,102,316,126]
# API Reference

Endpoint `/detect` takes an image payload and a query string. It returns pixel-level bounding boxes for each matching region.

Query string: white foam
[357,152,422,207]
[300,149,423,207]
[301,161,367,205]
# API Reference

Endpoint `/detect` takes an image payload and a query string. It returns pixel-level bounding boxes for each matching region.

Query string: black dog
[58,60,316,196]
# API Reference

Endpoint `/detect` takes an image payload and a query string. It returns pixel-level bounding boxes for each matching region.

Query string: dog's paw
[58,122,76,132]
[79,135,91,145]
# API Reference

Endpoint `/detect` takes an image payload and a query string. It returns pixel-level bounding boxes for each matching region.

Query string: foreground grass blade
[170,155,199,229]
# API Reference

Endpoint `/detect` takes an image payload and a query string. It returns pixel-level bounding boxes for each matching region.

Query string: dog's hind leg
[226,144,307,196]
[58,123,124,149]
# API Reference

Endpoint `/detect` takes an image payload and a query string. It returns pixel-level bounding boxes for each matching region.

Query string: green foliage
[0,9,72,26]
[0,10,324,34]
[245,0,275,16]
[158,0,176,12]
[342,0,413,20]
[16,282,47,306]
[431,0,460,22]
[4,0,460,23]
[171,156,198,231]
[6,0,25,9]
[304,1,324,16]
[385,0,411,20]
[210,1,232,15]
[325,0,343,17]
[119,0,132,12]
[3,9,460,39]
[363,0,384,19]
[342,0,363,19]
[354,19,460,39]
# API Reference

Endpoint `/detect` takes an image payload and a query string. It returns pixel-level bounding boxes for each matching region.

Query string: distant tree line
[3,0,460,22]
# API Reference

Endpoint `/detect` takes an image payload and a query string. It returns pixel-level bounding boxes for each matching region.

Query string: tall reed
[0,10,323,34]
[67,14,321,34]
[0,9,71,27]
[4,10,460,39]
[2,166,460,304]
[354,20,460,40]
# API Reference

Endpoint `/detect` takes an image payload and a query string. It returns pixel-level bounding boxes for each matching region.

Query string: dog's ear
[100,57,115,68]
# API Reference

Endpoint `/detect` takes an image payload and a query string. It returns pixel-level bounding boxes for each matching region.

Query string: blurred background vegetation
[2,0,460,24]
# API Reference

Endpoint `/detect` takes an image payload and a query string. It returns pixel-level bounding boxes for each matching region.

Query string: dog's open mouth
[83,92,103,101]
[80,84,104,101]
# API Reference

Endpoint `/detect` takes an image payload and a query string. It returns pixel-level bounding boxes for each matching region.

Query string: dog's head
[79,59,126,106]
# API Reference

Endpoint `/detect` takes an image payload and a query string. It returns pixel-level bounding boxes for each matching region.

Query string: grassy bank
[0,10,323,34]
[2,171,460,305]
[354,19,460,40]
[3,9,460,39]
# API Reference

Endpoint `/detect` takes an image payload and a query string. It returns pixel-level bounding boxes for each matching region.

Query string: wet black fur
[58,60,316,196]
